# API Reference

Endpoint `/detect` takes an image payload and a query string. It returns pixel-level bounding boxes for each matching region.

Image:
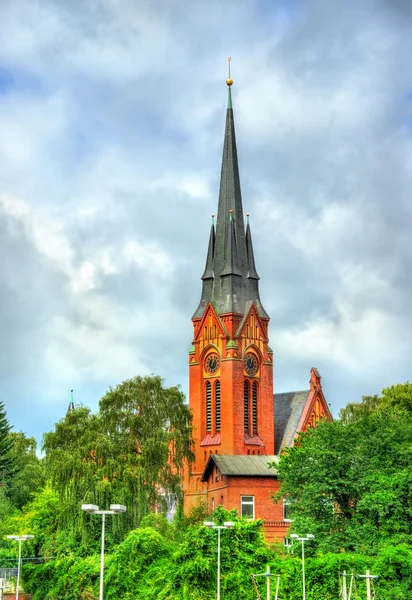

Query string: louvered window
[244,380,250,433]
[206,381,212,432]
[252,382,258,434]
[215,381,221,432]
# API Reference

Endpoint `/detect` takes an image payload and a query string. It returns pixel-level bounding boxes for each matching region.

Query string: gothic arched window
[215,381,221,432]
[244,380,250,433]
[252,382,258,435]
[206,381,212,432]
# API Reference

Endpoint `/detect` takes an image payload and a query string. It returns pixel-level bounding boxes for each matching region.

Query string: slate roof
[274,390,310,454]
[193,86,268,320]
[202,454,278,482]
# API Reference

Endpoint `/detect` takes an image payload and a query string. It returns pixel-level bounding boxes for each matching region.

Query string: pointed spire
[201,215,215,280]
[221,210,242,277]
[193,66,268,319]
[213,63,248,284]
[67,389,75,414]
[245,214,259,280]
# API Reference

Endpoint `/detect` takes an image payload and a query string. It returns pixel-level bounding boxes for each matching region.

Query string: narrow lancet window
[206,381,212,432]
[252,382,258,434]
[215,381,221,432]
[244,380,250,433]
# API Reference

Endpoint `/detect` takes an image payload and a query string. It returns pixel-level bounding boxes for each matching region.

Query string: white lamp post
[6,535,34,600]
[290,534,314,600]
[81,504,126,600]
[204,521,235,600]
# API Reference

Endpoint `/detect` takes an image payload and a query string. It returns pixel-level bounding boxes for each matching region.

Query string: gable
[193,302,228,343]
[297,387,332,432]
[235,301,268,342]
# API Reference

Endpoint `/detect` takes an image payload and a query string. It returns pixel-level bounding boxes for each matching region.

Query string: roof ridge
[275,389,310,395]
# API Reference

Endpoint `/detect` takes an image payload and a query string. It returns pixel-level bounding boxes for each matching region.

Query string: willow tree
[43,375,194,543]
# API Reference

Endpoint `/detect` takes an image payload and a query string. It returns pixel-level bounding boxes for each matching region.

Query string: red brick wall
[204,473,290,542]
[184,302,276,521]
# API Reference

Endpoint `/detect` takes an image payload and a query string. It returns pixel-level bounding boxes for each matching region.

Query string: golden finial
[226,57,233,87]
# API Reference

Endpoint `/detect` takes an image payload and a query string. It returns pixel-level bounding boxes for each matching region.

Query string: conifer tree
[0,401,17,490]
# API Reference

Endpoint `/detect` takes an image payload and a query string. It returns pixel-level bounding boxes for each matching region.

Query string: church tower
[185,74,275,513]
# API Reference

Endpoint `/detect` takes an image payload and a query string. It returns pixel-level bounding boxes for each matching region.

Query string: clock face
[244,353,258,376]
[205,353,220,374]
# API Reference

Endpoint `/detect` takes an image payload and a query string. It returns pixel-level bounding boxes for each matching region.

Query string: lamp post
[81,504,126,600]
[290,534,314,600]
[6,535,34,600]
[204,521,234,600]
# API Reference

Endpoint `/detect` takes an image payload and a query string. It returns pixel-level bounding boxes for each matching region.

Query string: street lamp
[81,503,126,600]
[204,521,235,600]
[6,535,35,600]
[290,534,314,600]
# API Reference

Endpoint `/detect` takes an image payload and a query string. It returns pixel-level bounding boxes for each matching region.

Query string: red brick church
[183,76,332,541]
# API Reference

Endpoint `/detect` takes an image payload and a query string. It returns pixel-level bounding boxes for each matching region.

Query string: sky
[1,0,412,445]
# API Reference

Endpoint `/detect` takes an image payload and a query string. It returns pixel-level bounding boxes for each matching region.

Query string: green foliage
[0,401,18,490]
[339,381,412,421]
[22,511,412,599]
[42,375,194,545]
[105,527,172,599]
[140,512,172,539]
[23,554,100,600]
[8,432,45,509]
[16,380,412,599]
[372,543,412,599]
[5,486,59,562]
[276,382,412,555]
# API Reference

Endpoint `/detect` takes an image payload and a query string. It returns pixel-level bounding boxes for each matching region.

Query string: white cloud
[1,0,412,441]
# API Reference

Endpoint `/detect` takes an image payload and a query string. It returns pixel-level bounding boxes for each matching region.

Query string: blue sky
[1,0,412,445]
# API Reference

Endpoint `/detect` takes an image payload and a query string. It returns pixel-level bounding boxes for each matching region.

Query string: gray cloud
[0,0,411,442]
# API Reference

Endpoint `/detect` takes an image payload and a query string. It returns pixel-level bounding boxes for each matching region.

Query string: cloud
[0,0,411,443]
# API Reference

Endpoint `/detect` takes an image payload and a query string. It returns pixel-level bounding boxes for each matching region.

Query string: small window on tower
[241,495,255,519]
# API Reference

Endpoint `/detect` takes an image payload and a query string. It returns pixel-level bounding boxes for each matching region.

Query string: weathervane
[226,57,233,86]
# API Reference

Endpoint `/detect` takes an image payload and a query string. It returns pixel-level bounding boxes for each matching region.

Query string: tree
[0,401,18,491]
[8,432,45,509]
[339,382,412,422]
[42,375,194,543]
[275,383,412,555]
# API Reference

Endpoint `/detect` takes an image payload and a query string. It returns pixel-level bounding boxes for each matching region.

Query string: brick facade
[183,81,332,541]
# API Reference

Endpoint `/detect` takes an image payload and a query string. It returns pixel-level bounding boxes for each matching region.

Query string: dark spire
[201,215,215,280]
[245,214,259,280]
[213,85,248,282]
[193,68,268,319]
[221,210,242,277]
[67,389,75,414]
